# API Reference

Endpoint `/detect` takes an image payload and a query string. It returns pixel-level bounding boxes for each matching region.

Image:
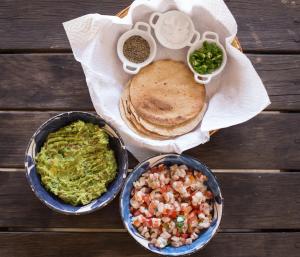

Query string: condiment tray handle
[123,63,140,74]
[194,74,211,84]
[187,31,200,46]
[202,31,219,42]
[149,12,161,28]
[134,22,151,33]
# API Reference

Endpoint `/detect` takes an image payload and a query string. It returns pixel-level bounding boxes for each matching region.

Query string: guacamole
[36,120,117,206]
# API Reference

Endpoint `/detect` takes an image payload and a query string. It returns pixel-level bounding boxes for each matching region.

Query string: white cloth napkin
[63,0,270,161]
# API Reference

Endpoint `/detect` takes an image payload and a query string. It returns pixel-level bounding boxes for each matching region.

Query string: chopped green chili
[176,215,185,232]
[189,41,223,75]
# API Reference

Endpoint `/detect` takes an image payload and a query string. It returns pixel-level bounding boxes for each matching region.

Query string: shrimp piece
[199,202,211,215]
[192,191,205,206]
[171,241,183,247]
[180,203,192,215]
[141,226,149,236]
[150,228,159,238]
[148,173,161,189]
[148,201,158,216]
[188,211,198,228]
[163,191,175,203]
[150,189,163,201]
[133,176,146,189]
[160,231,171,239]
[190,181,207,192]
[191,232,199,240]
[139,206,152,218]
[132,214,146,227]
[171,236,180,242]
[134,190,145,203]
[156,202,165,216]
[151,238,157,245]
[151,218,161,228]
[184,174,196,187]
[144,232,151,239]
[159,170,170,185]
[173,201,181,212]
[162,216,171,223]
[170,164,187,180]
[185,238,193,244]
[194,171,207,182]
[155,237,168,248]
[172,181,190,198]
[198,213,210,228]
[168,221,176,231]
[130,198,140,209]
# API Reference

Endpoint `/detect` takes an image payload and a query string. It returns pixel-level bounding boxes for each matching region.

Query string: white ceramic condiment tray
[149,10,200,49]
[187,31,227,84]
[117,22,157,74]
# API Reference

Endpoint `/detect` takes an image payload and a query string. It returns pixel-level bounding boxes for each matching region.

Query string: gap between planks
[0,168,282,173]
[1,228,299,233]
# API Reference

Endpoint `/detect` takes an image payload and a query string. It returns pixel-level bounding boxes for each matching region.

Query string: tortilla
[119,87,168,140]
[129,60,206,126]
[123,81,207,137]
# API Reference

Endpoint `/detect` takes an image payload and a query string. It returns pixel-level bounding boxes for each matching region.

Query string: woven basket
[116,6,242,136]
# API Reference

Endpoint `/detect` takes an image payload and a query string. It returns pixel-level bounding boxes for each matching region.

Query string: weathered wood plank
[0,112,299,169]
[0,0,299,51]
[0,54,299,111]
[0,232,299,257]
[0,171,299,229]
[0,54,92,110]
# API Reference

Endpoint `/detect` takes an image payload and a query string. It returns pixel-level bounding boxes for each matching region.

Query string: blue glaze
[25,111,128,215]
[120,154,223,256]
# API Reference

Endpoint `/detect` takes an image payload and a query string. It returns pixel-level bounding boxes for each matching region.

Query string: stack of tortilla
[119,60,207,139]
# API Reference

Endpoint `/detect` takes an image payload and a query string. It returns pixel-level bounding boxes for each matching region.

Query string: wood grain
[0,232,299,257]
[0,0,299,51]
[0,171,299,229]
[0,112,299,169]
[0,54,299,111]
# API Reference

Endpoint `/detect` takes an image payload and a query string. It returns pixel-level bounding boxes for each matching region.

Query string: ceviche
[130,164,213,248]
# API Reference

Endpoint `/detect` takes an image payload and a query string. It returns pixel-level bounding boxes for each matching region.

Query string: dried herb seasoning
[123,35,150,63]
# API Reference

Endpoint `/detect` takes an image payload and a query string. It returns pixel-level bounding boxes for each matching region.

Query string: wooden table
[0,0,299,256]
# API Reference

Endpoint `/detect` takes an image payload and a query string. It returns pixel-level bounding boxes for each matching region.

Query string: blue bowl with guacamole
[120,154,223,256]
[25,112,128,215]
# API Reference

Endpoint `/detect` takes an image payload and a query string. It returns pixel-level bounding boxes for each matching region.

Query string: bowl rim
[119,153,223,256]
[24,111,128,215]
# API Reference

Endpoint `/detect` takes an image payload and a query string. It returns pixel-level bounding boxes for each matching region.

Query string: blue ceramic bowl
[25,112,128,215]
[120,154,223,256]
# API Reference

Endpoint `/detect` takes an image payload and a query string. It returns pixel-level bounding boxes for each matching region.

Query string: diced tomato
[176,232,181,237]
[148,203,155,215]
[160,185,172,193]
[199,203,205,212]
[143,195,150,205]
[196,209,204,215]
[188,211,196,220]
[167,210,177,219]
[158,164,165,172]
[150,166,158,173]
[145,218,152,227]
[205,191,213,199]
[133,210,141,216]
[182,233,189,239]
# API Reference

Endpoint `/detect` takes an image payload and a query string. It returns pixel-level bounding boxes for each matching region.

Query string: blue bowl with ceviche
[25,111,128,215]
[120,154,223,256]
